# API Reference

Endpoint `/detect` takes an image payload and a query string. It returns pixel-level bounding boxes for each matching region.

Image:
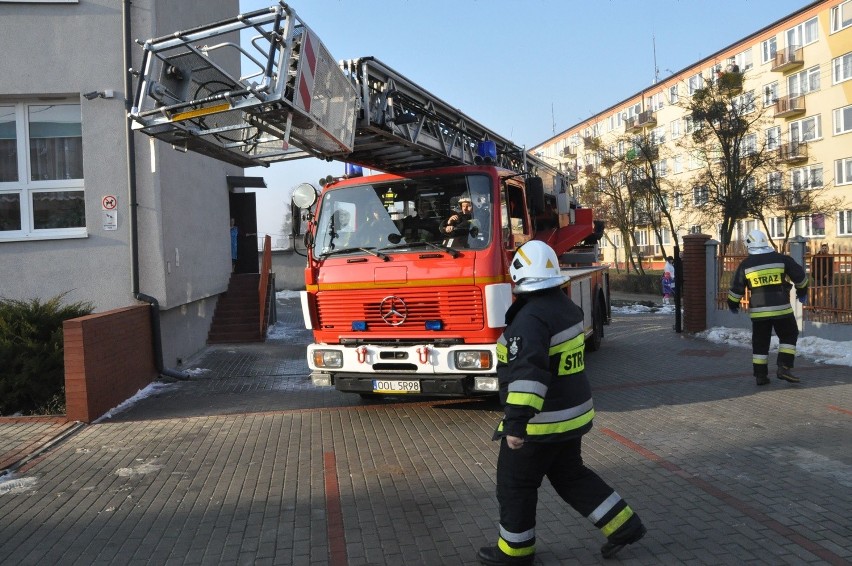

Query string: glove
[797,294,808,305]
[729,305,739,314]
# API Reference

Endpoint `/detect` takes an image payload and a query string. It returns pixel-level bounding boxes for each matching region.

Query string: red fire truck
[128,3,610,397]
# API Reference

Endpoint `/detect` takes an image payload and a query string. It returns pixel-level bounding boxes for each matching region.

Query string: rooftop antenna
[551,103,556,135]
[653,35,660,84]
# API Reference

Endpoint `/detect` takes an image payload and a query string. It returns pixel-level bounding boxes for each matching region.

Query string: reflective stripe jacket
[728,251,808,319]
[494,287,594,443]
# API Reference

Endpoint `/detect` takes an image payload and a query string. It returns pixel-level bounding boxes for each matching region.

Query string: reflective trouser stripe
[498,537,535,557]
[778,343,796,355]
[588,491,621,523]
[601,506,635,537]
[753,354,768,365]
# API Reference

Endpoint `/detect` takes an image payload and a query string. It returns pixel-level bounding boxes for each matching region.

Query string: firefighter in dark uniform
[728,230,809,385]
[478,240,646,566]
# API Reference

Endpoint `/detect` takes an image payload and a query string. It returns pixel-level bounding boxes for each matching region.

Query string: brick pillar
[682,234,711,333]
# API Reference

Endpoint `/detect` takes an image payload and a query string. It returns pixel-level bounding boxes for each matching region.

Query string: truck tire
[586,296,604,352]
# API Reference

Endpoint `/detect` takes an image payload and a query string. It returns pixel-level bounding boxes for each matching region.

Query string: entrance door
[229,192,259,273]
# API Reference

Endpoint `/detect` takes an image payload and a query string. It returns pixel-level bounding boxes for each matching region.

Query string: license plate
[372,379,420,393]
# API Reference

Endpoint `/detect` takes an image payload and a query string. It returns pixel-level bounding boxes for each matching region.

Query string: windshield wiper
[379,241,460,258]
[320,247,390,261]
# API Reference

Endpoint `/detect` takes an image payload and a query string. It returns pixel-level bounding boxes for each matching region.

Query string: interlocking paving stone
[0,300,849,565]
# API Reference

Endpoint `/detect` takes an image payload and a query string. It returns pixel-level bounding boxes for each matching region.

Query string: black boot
[477,546,534,565]
[776,366,800,383]
[601,519,646,559]
[755,373,770,386]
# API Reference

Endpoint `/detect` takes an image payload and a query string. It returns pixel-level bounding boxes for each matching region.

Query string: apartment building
[533,0,852,266]
[0,0,249,367]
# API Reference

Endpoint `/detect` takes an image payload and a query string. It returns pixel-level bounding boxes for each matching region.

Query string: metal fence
[717,243,852,324]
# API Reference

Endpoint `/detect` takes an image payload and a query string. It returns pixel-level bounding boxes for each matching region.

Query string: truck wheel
[586,297,604,352]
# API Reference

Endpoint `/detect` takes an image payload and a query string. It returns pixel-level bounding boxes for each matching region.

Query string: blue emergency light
[345,163,363,178]
[425,320,443,331]
[352,321,368,331]
[475,140,497,164]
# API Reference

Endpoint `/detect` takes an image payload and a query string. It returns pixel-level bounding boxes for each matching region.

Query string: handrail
[258,235,272,338]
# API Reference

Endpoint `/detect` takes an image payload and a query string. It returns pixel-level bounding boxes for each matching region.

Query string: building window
[836,157,852,185]
[767,171,783,195]
[796,214,825,237]
[787,65,820,97]
[669,84,679,104]
[838,210,852,236]
[733,90,756,114]
[657,159,668,177]
[768,216,785,240]
[689,225,702,234]
[673,155,683,175]
[670,119,681,140]
[674,192,683,209]
[740,134,757,156]
[761,37,777,64]
[834,104,852,135]
[734,48,754,71]
[693,185,708,206]
[786,17,820,49]
[688,73,704,95]
[0,102,85,239]
[791,164,823,191]
[789,115,822,144]
[650,126,665,145]
[831,0,852,33]
[833,52,852,84]
[763,82,779,107]
[766,126,781,150]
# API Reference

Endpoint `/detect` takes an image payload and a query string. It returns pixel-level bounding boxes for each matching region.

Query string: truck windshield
[314,174,492,255]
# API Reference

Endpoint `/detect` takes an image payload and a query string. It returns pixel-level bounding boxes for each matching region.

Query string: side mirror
[525,177,545,214]
[292,183,318,209]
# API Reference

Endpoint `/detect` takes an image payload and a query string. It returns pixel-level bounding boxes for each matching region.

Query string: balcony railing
[624,110,657,133]
[560,146,576,158]
[777,141,808,163]
[630,244,659,258]
[771,46,804,72]
[774,95,805,118]
[716,71,743,93]
[776,189,811,212]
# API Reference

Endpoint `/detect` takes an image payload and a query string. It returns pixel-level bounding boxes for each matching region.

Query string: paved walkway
[0,297,850,565]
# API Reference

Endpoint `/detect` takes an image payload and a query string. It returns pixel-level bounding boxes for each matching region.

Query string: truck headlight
[455,350,492,370]
[313,349,343,368]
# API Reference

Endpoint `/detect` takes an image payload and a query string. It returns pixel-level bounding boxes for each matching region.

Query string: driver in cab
[441,196,476,247]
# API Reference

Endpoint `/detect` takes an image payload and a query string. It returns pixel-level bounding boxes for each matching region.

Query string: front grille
[316,287,484,332]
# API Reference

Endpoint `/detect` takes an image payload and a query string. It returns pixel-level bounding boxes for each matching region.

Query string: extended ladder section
[128,3,568,194]
[129,2,357,168]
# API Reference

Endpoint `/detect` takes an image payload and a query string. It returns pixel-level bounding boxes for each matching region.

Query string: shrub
[608,272,663,295]
[0,294,93,416]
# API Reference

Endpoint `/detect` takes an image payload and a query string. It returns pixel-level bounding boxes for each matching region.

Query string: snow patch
[116,462,163,477]
[0,475,37,495]
[94,382,175,423]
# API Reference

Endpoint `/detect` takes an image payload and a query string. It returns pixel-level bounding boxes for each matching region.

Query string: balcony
[560,146,576,158]
[630,244,658,258]
[773,95,805,118]
[777,141,808,163]
[771,46,804,72]
[776,189,811,212]
[582,136,596,149]
[624,110,657,133]
[716,71,743,94]
[584,164,596,175]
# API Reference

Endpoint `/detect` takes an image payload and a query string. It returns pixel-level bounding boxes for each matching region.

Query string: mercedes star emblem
[379,295,408,326]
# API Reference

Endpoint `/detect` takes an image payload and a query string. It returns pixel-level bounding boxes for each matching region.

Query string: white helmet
[510,240,568,294]
[745,229,773,255]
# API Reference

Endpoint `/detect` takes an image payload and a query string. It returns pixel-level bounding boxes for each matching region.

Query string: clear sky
[234,0,812,241]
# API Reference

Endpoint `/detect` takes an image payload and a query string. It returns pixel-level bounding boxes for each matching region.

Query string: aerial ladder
[129,1,597,256]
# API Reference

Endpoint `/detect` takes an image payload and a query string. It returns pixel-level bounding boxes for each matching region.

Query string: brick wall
[63,305,157,423]
[682,234,711,333]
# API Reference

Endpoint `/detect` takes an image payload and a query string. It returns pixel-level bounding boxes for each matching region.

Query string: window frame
[761,37,777,65]
[831,0,852,33]
[834,104,852,135]
[838,209,852,236]
[795,213,826,238]
[789,115,822,144]
[833,52,852,84]
[836,157,852,186]
[0,100,86,241]
[785,17,820,49]
[787,65,820,97]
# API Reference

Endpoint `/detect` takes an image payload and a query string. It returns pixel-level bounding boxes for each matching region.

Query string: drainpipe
[123,1,188,381]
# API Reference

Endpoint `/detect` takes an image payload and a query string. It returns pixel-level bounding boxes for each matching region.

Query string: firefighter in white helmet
[478,240,645,565]
[728,229,809,385]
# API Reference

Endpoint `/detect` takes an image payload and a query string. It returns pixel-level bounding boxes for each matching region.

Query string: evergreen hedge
[0,295,93,416]
[608,271,664,295]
